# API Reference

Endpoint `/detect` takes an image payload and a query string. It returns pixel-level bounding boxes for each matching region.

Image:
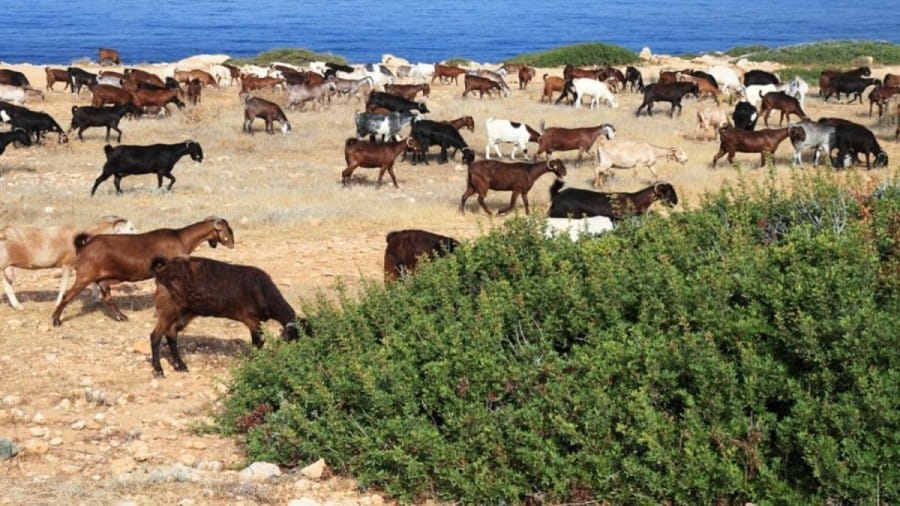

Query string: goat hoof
[174,363,189,372]
[52,319,62,327]
[153,370,165,378]
[114,313,129,322]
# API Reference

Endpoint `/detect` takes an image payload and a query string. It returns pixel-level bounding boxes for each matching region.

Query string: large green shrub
[227,48,347,67]
[219,172,899,504]
[504,42,638,67]
[731,40,900,65]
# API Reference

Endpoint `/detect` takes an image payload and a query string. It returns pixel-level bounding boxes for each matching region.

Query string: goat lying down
[1,216,137,309]
[148,256,306,377]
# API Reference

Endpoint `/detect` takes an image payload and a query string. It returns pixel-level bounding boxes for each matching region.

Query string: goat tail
[549,177,565,199]
[150,256,169,274]
[103,144,114,158]
[73,233,92,252]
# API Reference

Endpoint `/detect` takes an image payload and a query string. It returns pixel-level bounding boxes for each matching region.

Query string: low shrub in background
[227,47,347,67]
[219,171,899,504]
[505,42,639,67]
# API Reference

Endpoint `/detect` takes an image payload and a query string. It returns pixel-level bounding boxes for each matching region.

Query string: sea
[1,0,899,65]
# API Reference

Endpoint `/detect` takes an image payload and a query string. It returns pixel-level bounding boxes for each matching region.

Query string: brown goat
[443,115,475,132]
[432,64,467,85]
[535,123,617,166]
[342,137,418,188]
[91,84,133,107]
[99,48,121,65]
[131,88,185,115]
[677,72,722,104]
[51,217,235,326]
[124,68,165,88]
[242,95,291,134]
[518,66,536,89]
[460,149,567,215]
[148,256,302,377]
[541,74,566,103]
[188,69,217,88]
[240,75,285,93]
[186,78,202,105]
[383,229,460,282]
[384,83,430,100]
[868,85,900,117]
[463,74,501,99]
[44,67,70,91]
[712,126,790,168]
[759,91,807,126]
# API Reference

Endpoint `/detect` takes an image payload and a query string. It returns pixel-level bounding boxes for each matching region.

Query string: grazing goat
[743,69,780,86]
[696,106,731,140]
[0,128,31,156]
[463,74,502,99]
[98,48,121,66]
[706,65,743,96]
[0,84,44,105]
[355,111,415,142]
[410,119,469,164]
[51,216,234,326]
[384,83,430,100]
[677,72,722,104]
[90,84,133,107]
[596,140,688,179]
[833,123,889,169]
[131,88,185,116]
[242,95,291,134]
[0,102,68,144]
[286,81,337,111]
[460,149,567,215]
[566,78,618,109]
[484,118,541,160]
[69,104,136,142]
[758,91,807,126]
[1,216,136,309]
[148,256,303,377]
[384,229,460,282]
[91,141,203,195]
[712,126,790,168]
[636,82,699,117]
[548,178,678,221]
[535,123,616,166]
[342,137,419,187]
[366,91,429,115]
[787,120,836,167]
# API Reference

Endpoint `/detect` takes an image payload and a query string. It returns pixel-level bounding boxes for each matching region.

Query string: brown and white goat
[342,137,419,188]
[460,149,567,215]
[712,126,790,168]
[148,256,305,377]
[242,94,291,134]
[383,229,460,282]
[51,217,234,326]
[1,216,136,310]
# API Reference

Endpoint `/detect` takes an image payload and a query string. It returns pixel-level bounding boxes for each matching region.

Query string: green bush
[442,57,474,66]
[219,171,900,504]
[734,40,900,65]
[227,48,347,67]
[505,42,638,67]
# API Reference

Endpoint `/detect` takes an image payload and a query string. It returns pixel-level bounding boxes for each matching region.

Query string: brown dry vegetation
[1,57,898,505]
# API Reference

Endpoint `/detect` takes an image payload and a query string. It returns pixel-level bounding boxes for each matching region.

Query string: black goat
[743,69,780,86]
[732,101,758,131]
[826,76,881,104]
[833,123,889,169]
[548,178,678,221]
[67,67,97,96]
[366,91,429,115]
[69,104,136,142]
[0,128,31,156]
[384,229,459,282]
[90,141,204,195]
[625,66,644,92]
[636,82,699,117]
[148,255,304,377]
[410,119,468,164]
[0,102,68,144]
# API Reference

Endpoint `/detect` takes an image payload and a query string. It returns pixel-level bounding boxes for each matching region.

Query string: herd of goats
[0,48,897,375]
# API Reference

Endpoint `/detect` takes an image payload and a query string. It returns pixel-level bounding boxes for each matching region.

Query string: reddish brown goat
[518,66,536,89]
[384,83,430,100]
[131,88,185,115]
[342,137,419,188]
[383,229,460,282]
[240,75,285,93]
[884,73,900,88]
[124,68,165,88]
[564,65,604,80]
[535,123,617,166]
[463,74,501,99]
[460,149,567,215]
[712,126,790,168]
[51,217,235,326]
[758,91,807,126]
[541,74,566,103]
[443,116,475,132]
[868,85,900,117]
[99,48,121,65]
[186,78,202,105]
[188,69,218,88]
[45,67,70,91]
[432,64,467,85]
[91,84,133,107]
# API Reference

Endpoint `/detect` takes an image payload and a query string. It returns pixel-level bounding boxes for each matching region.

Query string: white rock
[70,420,86,430]
[300,458,326,479]
[2,395,21,407]
[28,427,46,437]
[239,461,281,481]
[32,413,45,423]
[49,437,63,446]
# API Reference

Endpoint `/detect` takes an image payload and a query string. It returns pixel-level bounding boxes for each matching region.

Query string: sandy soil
[0,55,897,505]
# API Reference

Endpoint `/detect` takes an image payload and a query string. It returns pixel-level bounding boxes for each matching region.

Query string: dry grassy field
[1,57,898,505]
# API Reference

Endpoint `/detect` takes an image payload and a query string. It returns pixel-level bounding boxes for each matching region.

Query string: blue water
[1,0,898,65]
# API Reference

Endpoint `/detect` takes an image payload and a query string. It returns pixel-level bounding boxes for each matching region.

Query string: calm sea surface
[2,0,898,65]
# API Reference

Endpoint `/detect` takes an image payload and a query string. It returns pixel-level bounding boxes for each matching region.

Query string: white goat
[696,106,731,140]
[571,78,618,109]
[742,84,780,107]
[545,216,615,241]
[596,140,688,179]
[0,84,43,104]
[484,118,541,160]
[706,65,744,96]
[1,216,137,309]
[788,119,836,167]
[782,77,810,108]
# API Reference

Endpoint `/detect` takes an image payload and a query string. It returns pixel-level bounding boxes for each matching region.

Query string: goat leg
[165,334,188,372]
